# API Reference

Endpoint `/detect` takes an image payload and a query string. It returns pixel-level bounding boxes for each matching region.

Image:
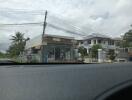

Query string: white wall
[78,38,117,51]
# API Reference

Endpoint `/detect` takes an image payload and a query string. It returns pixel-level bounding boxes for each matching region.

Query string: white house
[78,33,119,53]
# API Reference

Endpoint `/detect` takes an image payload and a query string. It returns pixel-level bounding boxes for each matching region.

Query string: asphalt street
[0,63,132,100]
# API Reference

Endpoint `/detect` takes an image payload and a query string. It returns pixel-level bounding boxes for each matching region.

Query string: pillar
[98,49,103,63]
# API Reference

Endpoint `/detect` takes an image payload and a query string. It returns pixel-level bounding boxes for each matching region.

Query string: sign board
[53,38,60,41]
[42,42,47,45]
[71,40,77,43]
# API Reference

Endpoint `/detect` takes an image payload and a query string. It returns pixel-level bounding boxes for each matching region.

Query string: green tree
[0,52,5,58]
[0,52,9,58]
[7,32,29,57]
[78,46,88,59]
[107,49,116,61]
[11,32,24,44]
[90,44,102,58]
[121,25,132,47]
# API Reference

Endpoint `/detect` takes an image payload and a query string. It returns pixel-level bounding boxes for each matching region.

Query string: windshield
[0,0,132,64]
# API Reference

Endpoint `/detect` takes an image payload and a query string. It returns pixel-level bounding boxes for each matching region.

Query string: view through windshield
[0,0,132,64]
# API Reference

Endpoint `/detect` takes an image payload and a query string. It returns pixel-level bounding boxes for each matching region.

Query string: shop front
[42,44,74,63]
[25,34,78,63]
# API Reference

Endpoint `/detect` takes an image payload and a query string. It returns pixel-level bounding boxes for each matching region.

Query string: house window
[125,48,128,52]
[87,40,91,44]
[108,40,114,45]
[111,41,114,45]
[48,48,55,60]
[80,41,83,44]
[32,47,38,54]
[108,41,110,45]
[116,42,120,46]
[98,40,101,44]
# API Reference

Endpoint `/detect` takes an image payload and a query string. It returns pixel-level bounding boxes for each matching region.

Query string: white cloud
[0,0,132,50]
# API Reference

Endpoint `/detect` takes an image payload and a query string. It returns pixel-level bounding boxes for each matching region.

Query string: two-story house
[78,33,119,54]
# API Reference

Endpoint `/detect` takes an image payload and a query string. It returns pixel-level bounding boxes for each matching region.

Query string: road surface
[0,63,132,100]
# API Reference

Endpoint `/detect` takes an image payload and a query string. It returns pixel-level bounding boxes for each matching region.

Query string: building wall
[42,44,76,63]
[116,48,132,62]
[24,35,78,63]
[78,37,117,52]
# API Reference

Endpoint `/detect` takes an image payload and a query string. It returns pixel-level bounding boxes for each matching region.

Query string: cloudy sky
[0,0,132,51]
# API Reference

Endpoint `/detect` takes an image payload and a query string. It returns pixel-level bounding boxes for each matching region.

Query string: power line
[0,22,43,26]
[0,9,88,37]
[0,8,46,15]
[0,8,45,12]
[0,9,87,35]
[0,11,44,15]
[0,8,46,12]
[0,22,86,36]
[47,23,86,36]
[0,9,85,34]
[48,14,87,35]
[0,9,86,34]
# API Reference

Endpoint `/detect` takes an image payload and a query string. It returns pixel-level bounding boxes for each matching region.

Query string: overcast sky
[0,0,132,51]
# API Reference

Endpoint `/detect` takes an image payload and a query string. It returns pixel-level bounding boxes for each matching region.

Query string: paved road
[0,63,132,100]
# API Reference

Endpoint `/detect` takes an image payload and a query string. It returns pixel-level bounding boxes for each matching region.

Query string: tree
[11,32,24,44]
[78,46,88,59]
[121,25,132,47]
[90,44,102,58]
[7,32,29,57]
[0,52,5,58]
[0,52,9,58]
[108,49,116,61]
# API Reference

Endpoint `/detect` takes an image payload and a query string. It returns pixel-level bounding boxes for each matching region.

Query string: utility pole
[41,10,48,63]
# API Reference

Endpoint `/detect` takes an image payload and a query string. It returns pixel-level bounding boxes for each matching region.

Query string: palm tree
[10,32,25,44]
[8,32,30,57]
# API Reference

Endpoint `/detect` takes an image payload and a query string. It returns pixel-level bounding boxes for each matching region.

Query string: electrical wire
[0,22,86,36]
[0,9,87,36]
[0,22,43,26]
[47,23,86,36]
[0,8,46,14]
[0,9,86,35]
[48,14,87,35]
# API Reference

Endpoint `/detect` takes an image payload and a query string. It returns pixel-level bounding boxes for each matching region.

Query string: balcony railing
[79,43,117,49]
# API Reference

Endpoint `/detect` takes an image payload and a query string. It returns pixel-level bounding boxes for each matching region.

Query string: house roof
[25,34,75,49]
[25,35,42,49]
[112,37,122,41]
[44,34,74,39]
[83,33,111,40]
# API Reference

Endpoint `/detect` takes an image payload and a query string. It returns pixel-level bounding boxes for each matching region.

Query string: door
[55,47,60,60]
